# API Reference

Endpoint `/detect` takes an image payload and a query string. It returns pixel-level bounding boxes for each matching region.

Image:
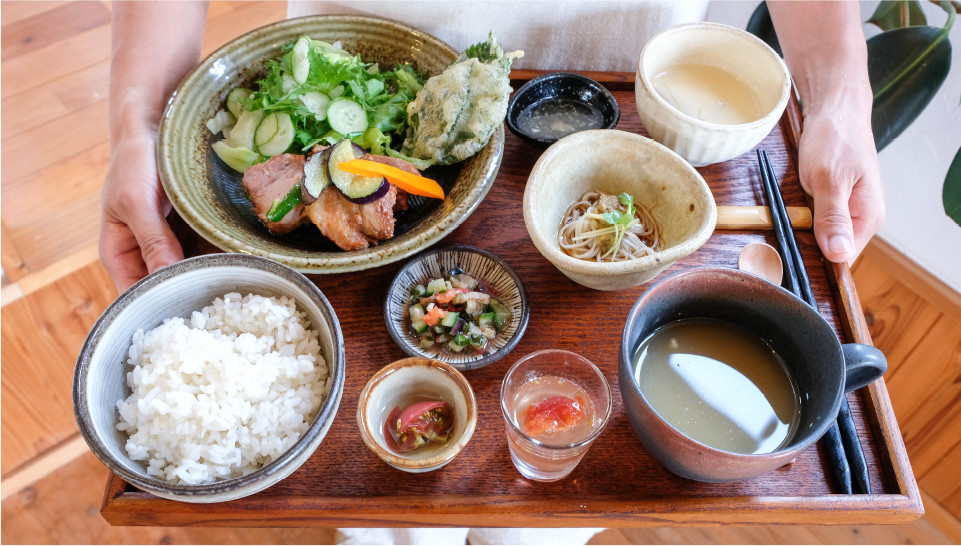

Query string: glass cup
[499,349,613,481]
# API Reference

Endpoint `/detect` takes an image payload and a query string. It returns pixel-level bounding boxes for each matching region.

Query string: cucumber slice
[226,87,252,118]
[300,91,330,121]
[488,298,513,330]
[440,311,460,328]
[325,139,384,199]
[291,36,311,84]
[254,112,295,157]
[301,146,332,205]
[410,320,429,335]
[226,108,264,150]
[211,140,260,173]
[327,97,368,135]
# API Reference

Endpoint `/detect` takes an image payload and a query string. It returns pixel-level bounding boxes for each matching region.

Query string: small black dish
[506,72,620,147]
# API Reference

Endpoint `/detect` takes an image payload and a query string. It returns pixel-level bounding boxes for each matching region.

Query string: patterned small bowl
[158,16,504,273]
[384,246,530,371]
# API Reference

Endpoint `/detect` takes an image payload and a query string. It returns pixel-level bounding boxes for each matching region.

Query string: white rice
[116,293,330,485]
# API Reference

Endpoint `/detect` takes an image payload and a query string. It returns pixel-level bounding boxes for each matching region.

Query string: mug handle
[842,343,888,392]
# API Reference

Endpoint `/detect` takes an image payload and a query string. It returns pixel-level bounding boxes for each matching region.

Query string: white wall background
[707,1,961,293]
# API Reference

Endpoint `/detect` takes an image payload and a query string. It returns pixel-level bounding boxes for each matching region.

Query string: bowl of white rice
[73,253,344,503]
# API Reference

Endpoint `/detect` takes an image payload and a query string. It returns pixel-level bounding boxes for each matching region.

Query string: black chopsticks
[757,150,870,495]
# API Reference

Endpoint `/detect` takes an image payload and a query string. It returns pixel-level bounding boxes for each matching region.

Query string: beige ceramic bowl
[158,16,503,273]
[523,129,716,291]
[634,22,791,167]
[357,358,477,473]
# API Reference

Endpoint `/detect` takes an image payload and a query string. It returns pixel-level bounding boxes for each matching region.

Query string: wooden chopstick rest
[716,205,812,230]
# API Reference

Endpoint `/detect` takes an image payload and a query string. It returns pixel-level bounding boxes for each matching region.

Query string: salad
[208,37,427,173]
[407,269,513,354]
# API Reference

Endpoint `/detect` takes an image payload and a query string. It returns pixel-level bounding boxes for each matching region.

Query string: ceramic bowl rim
[523,129,717,276]
[157,15,504,274]
[72,253,346,499]
[618,266,844,460]
[383,245,531,370]
[356,357,478,471]
[505,71,620,145]
[636,21,791,133]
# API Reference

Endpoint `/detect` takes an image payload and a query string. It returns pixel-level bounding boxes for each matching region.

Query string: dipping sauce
[515,99,605,140]
[632,318,800,454]
[652,64,763,125]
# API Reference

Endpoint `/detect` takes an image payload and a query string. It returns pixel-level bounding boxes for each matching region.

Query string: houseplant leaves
[868,0,927,31]
[944,146,961,226]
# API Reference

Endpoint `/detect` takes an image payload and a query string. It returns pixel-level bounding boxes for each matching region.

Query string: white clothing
[287,0,709,72]
[337,527,606,544]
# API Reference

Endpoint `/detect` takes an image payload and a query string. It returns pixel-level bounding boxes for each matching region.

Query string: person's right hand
[99,133,184,293]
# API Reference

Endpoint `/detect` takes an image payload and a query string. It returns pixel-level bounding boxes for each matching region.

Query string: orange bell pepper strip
[338,159,445,200]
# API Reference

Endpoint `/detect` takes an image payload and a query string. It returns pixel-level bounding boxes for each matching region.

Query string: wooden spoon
[738,242,783,285]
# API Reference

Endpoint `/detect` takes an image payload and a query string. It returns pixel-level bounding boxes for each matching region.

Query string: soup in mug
[632,318,800,454]
[652,64,763,125]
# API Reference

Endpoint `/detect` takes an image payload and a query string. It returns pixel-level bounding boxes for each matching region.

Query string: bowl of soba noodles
[522,129,716,291]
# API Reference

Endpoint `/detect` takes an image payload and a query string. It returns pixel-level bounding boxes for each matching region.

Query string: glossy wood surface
[100,72,922,527]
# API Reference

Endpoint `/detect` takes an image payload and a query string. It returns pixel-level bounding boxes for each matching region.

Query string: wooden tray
[101,71,922,527]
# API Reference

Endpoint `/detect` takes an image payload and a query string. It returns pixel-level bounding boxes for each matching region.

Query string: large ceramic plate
[158,16,504,273]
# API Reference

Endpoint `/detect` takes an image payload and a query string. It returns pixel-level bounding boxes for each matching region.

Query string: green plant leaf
[868,0,928,31]
[944,146,961,226]
[869,25,953,150]
[746,2,782,56]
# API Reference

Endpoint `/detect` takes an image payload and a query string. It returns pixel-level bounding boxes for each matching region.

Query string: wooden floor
[2,2,961,544]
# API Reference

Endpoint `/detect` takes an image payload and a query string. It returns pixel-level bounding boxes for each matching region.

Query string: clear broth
[516,99,605,140]
[652,64,763,125]
[632,318,800,454]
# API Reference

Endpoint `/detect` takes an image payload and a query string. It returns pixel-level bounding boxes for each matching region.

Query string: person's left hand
[795,109,885,264]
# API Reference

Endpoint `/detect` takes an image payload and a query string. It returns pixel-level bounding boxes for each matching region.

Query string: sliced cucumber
[488,298,513,330]
[300,91,330,121]
[205,109,235,135]
[325,139,384,200]
[291,36,311,84]
[211,140,260,173]
[226,108,264,150]
[226,87,253,118]
[440,311,460,328]
[410,320,429,335]
[301,147,331,204]
[327,97,368,135]
[254,112,295,157]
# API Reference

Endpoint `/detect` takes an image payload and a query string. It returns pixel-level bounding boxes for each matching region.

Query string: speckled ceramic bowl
[506,72,619,146]
[357,358,477,473]
[523,129,716,291]
[158,16,504,273]
[635,22,791,167]
[384,245,530,371]
[73,254,345,502]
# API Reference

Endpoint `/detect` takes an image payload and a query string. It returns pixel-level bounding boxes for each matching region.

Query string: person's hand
[99,133,184,292]
[796,110,885,264]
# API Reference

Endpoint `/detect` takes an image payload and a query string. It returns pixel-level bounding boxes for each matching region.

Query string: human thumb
[131,212,185,274]
[811,186,856,264]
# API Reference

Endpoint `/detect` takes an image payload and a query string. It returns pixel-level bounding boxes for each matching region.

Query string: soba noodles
[558,191,660,262]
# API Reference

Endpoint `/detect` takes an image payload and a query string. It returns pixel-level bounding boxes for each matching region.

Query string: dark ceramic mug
[618,267,887,483]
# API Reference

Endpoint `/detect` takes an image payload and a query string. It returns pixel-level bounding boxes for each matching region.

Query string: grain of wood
[0,1,110,59]
[0,23,110,99]
[0,260,116,474]
[1,224,27,283]
[0,1,75,27]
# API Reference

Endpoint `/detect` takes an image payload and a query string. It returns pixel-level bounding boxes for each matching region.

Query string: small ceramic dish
[158,16,504,274]
[523,129,716,291]
[73,253,345,502]
[357,357,477,473]
[384,245,530,370]
[506,72,619,146]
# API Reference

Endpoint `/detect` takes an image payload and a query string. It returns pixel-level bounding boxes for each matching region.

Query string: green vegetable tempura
[400,34,524,166]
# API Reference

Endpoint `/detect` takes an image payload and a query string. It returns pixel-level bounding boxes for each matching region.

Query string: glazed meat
[241,153,307,234]
[306,184,399,251]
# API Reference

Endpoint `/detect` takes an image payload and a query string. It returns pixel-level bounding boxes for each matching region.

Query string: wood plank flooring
[2,1,960,544]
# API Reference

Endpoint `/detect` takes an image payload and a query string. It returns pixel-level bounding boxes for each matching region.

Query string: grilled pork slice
[306,184,399,251]
[242,153,307,234]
